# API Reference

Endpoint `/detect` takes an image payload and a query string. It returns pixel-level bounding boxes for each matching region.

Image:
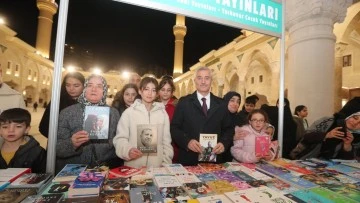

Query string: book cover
[223,162,252,173]
[183,166,207,175]
[196,194,232,203]
[224,190,254,203]
[108,165,143,179]
[211,170,241,183]
[231,171,256,182]
[164,164,188,174]
[255,135,270,157]
[9,173,52,189]
[130,174,154,188]
[277,173,318,189]
[247,169,273,181]
[136,124,158,153]
[256,161,290,176]
[31,194,64,203]
[295,159,328,168]
[322,183,360,202]
[154,175,182,188]
[159,186,190,202]
[300,173,342,186]
[264,178,298,194]
[206,180,237,194]
[270,159,313,175]
[183,182,215,199]
[0,168,31,183]
[290,188,357,203]
[99,190,130,203]
[129,186,163,203]
[250,186,296,202]
[327,164,359,174]
[0,188,37,203]
[83,106,110,139]
[310,187,357,203]
[198,163,225,172]
[103,177,130,191]
[68,171,105,198]
[146,167,170,176]
[174,173,201,184]
[196,173,218,182]
[229,181,252,190]
[52,164,87,182]
[41,182,71,199]
[198,134,217,162]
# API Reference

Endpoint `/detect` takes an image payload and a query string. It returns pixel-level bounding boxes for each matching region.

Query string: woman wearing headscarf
[291,97,360,160]
[56,75,122,173]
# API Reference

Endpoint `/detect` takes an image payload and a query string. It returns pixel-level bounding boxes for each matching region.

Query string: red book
[0,168,31,183]
[255,136,270,157]
[108,166,143,179]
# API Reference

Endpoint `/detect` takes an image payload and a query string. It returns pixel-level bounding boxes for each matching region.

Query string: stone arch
[211,78,218,96]
[180,82,186,97]
[24,85,36,103]
[229,73,239,92]
[39,88,50,104]
[187,79,194,94]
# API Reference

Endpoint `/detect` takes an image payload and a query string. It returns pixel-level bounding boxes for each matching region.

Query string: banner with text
[113,0,282,37]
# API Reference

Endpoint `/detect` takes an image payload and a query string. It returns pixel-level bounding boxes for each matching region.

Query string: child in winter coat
[231,109,275,163]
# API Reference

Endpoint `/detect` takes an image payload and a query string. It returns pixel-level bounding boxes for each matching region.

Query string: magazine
[83,106,110,139]
[198,134,217,162]
[136,124,158,153]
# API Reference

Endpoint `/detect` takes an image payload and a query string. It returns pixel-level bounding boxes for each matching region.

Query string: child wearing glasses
[231,109,276,163]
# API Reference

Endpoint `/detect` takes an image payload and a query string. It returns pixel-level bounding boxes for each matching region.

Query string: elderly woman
[56,74,122,173]
[290,97,360,160]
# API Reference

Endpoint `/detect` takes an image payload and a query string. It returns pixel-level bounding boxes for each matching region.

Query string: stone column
[36,0,58,58]
[334,42,348,112]
[173,15,187,78]
[286,0,351,124]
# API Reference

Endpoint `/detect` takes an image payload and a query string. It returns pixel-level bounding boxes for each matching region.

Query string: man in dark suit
[171,67,234,166]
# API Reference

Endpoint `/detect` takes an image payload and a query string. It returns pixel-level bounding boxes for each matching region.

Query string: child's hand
[263,153,273,161]
[71,130,89,148]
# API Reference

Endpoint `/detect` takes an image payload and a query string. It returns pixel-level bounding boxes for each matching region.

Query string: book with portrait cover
[83,106,110,139]
[136,124,158,153]
[255,135,270,157]
[198,134,217,162]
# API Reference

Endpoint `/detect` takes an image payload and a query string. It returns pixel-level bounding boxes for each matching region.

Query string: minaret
[173,15,187,78]
[35,0,58,58]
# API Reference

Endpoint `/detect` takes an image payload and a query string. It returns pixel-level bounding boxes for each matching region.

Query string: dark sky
[0,0,240,75]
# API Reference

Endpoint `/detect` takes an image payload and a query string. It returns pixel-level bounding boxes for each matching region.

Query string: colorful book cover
[159,186,190,202]
[223,162,254,174]
[310,187,357,203]
[264,178,298,194]
[183,182,215,199]
[136,124,158,153]
[164,164,189,174]
[300,173,341,186]
[108,165,143,179]
[211,170,241,183]
[41,182,71,198]
[196,194,232,203]
[295,159,327,168]
[198,134,217,162]
[246,179,267,188]
[224,190,254,203]
[129,186,163,203]
[146,167,170,176]
[198,163,225,172]
[247,169,273,181]
[322,183,360,202]
[229,181,252,190]
[231,171,256,182]
[0,168,31,183]
[52,164,87,182]
[174,173,201,184]
[255,135,270,157]
[277,173,318,189]
[196,173,218,182]
[346,171,360,179]
[102,177,130,191]
[291,188,357,203]
[184,166,207,175]
[130,174,154,188]
[270,159,313,175]
[206,180,237,194]
[99,190,130,203]
[9,173,52,189]
[256,161,290,176]
[83,106,110,139]
[327,164,359,174]
[31,194,64,203]
[226,186,295,203]
[68,171,105,197]
[154,175,182,188]
[0,188,37,203]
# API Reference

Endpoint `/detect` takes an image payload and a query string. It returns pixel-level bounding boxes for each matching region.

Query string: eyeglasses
[250,119,265,123]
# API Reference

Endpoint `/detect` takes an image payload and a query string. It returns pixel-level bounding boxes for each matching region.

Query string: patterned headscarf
[77,74,108,106]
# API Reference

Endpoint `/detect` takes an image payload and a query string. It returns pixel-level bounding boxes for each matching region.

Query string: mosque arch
[180,82,186,97]
[187,79,194,94]
[229,73,239,92]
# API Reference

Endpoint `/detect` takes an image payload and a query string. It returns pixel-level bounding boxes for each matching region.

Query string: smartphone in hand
[336,119,347,138]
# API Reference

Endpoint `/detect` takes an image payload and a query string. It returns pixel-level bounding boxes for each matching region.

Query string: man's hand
[213,142,225,154]
[71,130,89,148]
[187,139,202,153]
[129,148,143,160]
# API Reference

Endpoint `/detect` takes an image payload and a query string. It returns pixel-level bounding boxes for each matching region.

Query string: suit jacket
[170,91,234,166]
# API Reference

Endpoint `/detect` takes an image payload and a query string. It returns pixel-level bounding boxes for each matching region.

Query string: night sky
[0,0,240,75]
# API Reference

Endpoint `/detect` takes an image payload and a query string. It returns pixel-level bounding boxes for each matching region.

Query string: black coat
[0,135,46,173]
[170,92,234,166]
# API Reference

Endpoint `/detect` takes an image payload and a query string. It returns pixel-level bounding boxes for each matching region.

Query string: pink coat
[231,125,270,163]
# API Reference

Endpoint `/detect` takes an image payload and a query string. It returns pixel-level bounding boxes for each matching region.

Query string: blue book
[68,171,105,198]
[277,173,318,189]
[52,164,87,182]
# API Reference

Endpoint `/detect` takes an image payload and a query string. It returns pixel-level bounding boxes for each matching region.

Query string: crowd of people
[0,66,359,174]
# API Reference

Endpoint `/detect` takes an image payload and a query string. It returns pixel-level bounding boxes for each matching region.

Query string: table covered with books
[0,158,360,203]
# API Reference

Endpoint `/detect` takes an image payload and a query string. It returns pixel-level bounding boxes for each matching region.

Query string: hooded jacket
[113,99,173,168]
[0,135,46,173]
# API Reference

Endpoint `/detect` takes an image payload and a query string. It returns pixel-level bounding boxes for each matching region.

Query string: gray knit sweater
[56,103,120,173]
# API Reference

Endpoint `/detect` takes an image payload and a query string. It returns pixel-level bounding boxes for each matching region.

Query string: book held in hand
[255,135,270,157]
[136,124,158,153]
[83,106,110,139]
[198,134,217,162]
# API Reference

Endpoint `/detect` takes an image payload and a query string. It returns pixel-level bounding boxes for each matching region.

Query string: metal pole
[46,0,69,174]
[277,0,286,158]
